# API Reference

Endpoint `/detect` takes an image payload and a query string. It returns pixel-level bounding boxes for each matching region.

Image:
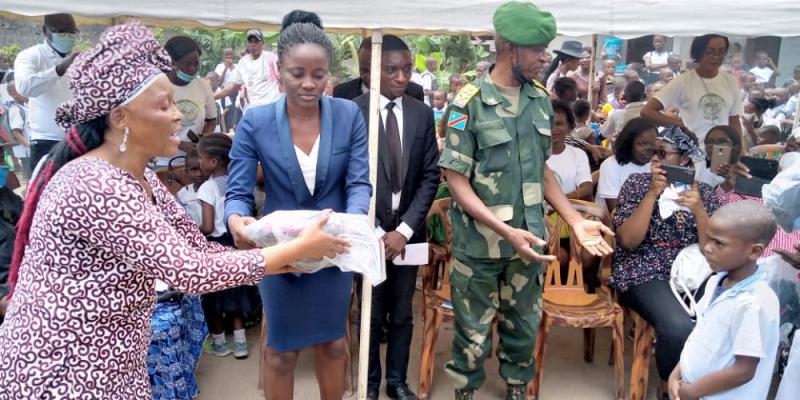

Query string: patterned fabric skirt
[147,295,208,400]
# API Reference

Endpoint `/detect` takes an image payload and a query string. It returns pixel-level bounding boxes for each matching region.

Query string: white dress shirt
[379,95,414,241]
[13,42,72,142]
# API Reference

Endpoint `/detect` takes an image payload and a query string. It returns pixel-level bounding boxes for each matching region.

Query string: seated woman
[596,117,658,212]
[612,126,719,384]
[547,100,593,201]
[547,100,595,275]
[694,125,741,187]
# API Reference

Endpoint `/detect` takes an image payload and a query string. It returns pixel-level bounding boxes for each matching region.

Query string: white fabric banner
[3,1,800,37]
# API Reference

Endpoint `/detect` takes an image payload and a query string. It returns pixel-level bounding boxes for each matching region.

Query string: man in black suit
[334,38,425,102]
[353,35,440,400]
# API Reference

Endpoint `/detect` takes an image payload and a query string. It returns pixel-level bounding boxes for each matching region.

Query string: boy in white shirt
[749,51,779,86]
[669,201,780,400]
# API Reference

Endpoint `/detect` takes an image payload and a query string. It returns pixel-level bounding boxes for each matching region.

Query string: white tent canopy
[4,0,800,38]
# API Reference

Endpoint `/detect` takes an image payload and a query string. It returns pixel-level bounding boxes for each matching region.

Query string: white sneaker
[233,339,249,359]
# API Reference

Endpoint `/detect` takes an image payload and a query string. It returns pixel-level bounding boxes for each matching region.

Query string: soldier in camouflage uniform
[437,2,615,399]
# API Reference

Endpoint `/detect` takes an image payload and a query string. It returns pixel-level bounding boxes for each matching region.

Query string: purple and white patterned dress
[0,158,265,399]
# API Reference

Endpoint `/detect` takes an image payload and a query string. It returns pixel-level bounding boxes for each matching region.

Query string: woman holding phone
[611,126,720,382]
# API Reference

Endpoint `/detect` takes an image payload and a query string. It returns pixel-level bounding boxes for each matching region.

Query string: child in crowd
[196,134,260,359]
[175,150,209,226]
[432,90,448,137]
[3,75,31,180]
[571,99,594,141]
[669,201,780,400]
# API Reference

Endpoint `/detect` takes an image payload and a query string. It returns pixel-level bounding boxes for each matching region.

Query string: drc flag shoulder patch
[447,111,468,131]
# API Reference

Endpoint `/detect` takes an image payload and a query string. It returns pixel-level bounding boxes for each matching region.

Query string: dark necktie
[385,102,403,194]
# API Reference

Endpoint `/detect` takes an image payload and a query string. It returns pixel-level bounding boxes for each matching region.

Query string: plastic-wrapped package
[245,210,386,285]
[763,157,800,233]
[762,255,800,330]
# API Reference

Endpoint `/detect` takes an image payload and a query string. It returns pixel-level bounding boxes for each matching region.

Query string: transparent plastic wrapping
[764,162,800,233]
[762,255,800,329]
[245,210,386,285]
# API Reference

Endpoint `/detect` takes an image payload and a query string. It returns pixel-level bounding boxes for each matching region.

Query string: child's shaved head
[712,200,777,246]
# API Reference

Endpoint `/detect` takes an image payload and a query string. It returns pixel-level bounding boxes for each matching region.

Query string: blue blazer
[225,95,372,221]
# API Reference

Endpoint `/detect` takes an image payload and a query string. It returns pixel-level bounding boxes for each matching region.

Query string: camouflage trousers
[444,256,544,391]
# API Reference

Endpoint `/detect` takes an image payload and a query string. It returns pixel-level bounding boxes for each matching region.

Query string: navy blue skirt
[259,268,353,351]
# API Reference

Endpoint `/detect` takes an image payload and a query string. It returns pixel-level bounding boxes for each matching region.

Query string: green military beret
[493,1,557,46]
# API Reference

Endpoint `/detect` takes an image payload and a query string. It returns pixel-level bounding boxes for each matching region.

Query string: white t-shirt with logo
[231,52,281,107]
[749,66,774,84]
[546,145,592,194]
[655,70,742,145]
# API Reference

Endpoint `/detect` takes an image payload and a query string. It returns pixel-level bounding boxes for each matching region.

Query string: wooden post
[357,28,384,400]
[587,34,598,119]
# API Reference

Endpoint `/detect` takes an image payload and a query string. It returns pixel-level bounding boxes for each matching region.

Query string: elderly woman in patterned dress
[0,23,349,399]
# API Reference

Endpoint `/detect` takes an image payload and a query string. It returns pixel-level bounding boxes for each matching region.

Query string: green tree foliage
[0,45,21,65]
[407,35,489,91]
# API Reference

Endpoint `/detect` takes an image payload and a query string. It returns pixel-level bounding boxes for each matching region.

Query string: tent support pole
[587,34,598,116]
[358,28,384,400]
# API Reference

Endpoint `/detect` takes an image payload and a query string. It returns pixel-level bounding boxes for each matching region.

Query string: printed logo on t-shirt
[176,99,200,128]
[698,93,725,124]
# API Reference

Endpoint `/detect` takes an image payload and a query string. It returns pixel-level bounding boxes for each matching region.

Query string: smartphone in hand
[661,164,695,185]
[710,145,734,172]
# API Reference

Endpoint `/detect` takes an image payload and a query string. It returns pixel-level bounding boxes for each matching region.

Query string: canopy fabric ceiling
[3,1,800,38]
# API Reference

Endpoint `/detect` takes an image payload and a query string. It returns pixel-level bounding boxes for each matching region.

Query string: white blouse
[294,135,320,194]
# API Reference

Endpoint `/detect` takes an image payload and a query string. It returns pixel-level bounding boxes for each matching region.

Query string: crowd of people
[0,2,799,400]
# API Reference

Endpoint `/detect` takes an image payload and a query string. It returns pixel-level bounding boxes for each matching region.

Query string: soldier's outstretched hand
[571,220,615,257]
[506,228,557,263]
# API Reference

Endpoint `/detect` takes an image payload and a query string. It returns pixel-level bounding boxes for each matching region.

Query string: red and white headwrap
[55,22,172,129]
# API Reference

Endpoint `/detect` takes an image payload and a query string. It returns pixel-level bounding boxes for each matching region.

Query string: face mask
[176,69,198,83]
[49,33,77,54]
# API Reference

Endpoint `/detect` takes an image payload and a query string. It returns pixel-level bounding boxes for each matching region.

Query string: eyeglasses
[654,149,681,158]
[703,49,726,58]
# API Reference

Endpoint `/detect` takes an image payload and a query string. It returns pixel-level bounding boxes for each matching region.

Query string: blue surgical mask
[49,33,77,54]
[176,69,198,83]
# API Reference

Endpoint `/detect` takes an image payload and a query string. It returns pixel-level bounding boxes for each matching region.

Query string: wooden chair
[749,144,785,160]
[418,198,454,399]
[528,200,625,400]
[155,156,189,195]
[629,310,656,400]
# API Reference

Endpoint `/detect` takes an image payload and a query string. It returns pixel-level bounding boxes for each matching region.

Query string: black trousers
[368,261,419,389]
[619,279,695,380]
[29,139,61,172]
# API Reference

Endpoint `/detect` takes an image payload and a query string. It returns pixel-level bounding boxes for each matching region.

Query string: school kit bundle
[245,210,386,285]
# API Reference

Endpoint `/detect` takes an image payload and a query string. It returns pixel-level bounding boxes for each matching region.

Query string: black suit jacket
[353,94,440,244]
[334,78,425,102]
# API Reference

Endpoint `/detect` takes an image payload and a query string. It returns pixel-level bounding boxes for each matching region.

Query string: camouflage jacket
[437,75,553,261]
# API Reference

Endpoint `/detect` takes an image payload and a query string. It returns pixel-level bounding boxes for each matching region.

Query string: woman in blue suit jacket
[224,23,371,399]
